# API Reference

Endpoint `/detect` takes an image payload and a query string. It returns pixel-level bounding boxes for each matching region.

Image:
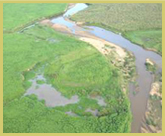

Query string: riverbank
[71,3,162,55]
[40,17,137,87]
[141,81,162,133]
[141,60,162,133]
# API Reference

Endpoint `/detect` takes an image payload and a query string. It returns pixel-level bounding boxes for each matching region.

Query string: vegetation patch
[36,80,45,85]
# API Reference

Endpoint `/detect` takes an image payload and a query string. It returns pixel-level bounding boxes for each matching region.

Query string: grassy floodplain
[3,4,132,133]
[3,3,67,32]
[72,3,162,55]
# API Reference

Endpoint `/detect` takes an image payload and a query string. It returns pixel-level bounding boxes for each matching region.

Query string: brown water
[87,26,162,133]
[50,3,162,133]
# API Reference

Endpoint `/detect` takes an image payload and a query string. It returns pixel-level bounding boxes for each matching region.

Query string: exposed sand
[40,19,52,25]
[79,37,126,58]
[40,19,72,33]
[40,18,126,60]
[150,82,161,97]
[52,24,72,33]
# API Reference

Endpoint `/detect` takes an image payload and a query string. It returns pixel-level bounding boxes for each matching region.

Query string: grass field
[4,25,131,133]
[72,3,162,54]
[3,3,67,32]
[3,3,132,133]
[123,30,162,54]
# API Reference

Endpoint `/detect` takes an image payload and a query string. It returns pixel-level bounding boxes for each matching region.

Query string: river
[50,3,162,133]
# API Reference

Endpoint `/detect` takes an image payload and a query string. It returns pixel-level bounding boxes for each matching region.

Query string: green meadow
[3,4,131,133]
[3,3,67,32]
[123,30,162,54]
[72,3,162,54]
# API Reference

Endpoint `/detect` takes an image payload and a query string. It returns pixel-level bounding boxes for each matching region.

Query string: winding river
[22,3,162,133]
[50,3,162,133]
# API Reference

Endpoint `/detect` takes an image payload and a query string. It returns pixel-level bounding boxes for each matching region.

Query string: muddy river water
[24,3,162,133]
[51,3,162,133]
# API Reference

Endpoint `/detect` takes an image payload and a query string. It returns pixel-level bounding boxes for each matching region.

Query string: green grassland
[72,3,162,54]
[4,25,131,133]
[3,3,67,32]
[123,30,162,54]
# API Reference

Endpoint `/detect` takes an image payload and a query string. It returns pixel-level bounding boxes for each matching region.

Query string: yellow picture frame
[0,0,164,134]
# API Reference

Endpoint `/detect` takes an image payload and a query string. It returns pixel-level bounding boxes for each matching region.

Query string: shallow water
[65,111,78,116]
[85,108,99,116]
[24,74,79,107]
[89,96,107,106]
[63,3,88,17]
[50,3,162,133]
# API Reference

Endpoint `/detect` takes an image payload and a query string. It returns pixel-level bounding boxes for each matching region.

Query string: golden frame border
[0,0,164,135]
